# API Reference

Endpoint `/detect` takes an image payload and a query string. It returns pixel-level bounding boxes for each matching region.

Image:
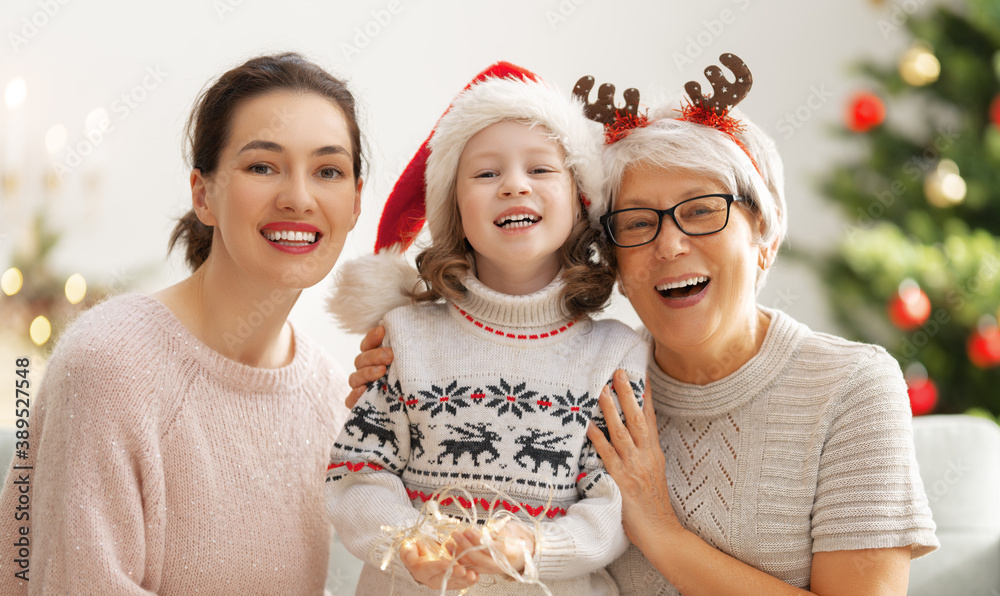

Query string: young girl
[325,63,647,594]
[0,53,361,594]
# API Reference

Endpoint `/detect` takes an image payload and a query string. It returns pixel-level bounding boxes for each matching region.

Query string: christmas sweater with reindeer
[326,273,647,594]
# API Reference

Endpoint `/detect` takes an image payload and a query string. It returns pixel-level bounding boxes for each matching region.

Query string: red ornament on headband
[572,76,648,143]
[677,53,760,173]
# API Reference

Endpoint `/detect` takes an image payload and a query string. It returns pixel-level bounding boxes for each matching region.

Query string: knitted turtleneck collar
[646,306,808,417]
[452,272,575,333]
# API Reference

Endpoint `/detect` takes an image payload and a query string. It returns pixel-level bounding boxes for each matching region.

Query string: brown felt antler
[684,53,752,116]
[572,76,640,125]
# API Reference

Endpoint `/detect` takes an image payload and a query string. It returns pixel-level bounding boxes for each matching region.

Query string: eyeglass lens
[608,195,732,246]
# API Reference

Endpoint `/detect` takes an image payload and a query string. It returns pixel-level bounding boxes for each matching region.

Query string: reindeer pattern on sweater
[325,275,647,593]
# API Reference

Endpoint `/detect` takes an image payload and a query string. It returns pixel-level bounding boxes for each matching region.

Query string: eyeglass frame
[599,193,747,248]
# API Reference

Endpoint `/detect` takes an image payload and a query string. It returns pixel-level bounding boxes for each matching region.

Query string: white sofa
[2,414,998,594]
[907,414,1000,595]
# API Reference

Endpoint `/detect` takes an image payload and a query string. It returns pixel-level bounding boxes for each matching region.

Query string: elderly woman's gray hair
[601,106,787,290]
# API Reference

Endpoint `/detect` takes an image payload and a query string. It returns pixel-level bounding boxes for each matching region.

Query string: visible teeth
[655,276,708,291]
[494,214,540,228]
[263,230,317,243]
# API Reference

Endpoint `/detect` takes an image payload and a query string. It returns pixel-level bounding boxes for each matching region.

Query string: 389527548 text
[12,357,32,581]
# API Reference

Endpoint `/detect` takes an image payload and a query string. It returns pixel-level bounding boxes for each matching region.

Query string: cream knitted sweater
[326,275,647,595]
[608,307,939,595]
[0,294,351,595]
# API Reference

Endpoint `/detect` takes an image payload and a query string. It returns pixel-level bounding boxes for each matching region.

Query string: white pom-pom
[327,247,420,334]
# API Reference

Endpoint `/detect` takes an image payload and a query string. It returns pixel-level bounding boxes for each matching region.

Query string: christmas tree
[816,0,1000,418]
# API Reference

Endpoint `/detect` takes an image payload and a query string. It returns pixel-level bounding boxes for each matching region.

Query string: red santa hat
[329,62,605,334]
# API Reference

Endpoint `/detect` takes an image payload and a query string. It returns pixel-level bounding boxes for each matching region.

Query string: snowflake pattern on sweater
[334,372,640,499]
[325,274,647,594]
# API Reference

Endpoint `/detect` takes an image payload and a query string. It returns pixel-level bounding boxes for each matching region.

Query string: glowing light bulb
[2,267,23,295]
[5,78,27,109]
[30,316,51,345]
[65,273,87,304]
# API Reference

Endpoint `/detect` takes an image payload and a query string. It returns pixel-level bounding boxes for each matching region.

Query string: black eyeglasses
[600,194,746,248]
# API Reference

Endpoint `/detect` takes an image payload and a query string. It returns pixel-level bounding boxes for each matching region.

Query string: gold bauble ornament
[924,159,966,207]
[899,43,940,87]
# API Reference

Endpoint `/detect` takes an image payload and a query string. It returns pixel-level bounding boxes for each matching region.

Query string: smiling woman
[176,90,361,304]
[0,53,363,595]
[585,58,939,595]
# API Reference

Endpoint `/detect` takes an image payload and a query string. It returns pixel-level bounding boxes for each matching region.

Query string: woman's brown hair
[168,52,364,271]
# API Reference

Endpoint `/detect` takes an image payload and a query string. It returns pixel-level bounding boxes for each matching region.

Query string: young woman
[0,52,363,594]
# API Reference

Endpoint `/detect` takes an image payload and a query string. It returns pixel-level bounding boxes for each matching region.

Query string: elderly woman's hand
[587,370,683,551]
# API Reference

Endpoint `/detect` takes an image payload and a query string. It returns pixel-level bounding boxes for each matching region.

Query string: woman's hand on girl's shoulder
[346,325,394,408]
[587,370,683,550]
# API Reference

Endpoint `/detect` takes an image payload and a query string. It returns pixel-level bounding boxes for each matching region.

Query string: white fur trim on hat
[327,247,420,335]
[424,77,607,240]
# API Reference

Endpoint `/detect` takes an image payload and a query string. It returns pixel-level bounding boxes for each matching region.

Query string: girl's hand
[586,370,682,551]
[451,520,535,577]
[400,539,478,590]
[346,325,394,408]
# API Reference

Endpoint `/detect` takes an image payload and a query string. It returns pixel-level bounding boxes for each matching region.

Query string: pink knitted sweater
[0,294,350,594]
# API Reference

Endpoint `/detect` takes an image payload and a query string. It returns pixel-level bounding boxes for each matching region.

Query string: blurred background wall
[0,0,968,403]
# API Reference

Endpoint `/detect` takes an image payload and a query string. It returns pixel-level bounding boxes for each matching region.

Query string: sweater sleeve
[810,346,939,557]
[325,347,420,575]
[0,332,163,594]
[535,334,648,579]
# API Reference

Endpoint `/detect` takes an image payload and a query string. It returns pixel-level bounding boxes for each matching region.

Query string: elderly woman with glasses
[582,83,939,593]
[345,59,938,594]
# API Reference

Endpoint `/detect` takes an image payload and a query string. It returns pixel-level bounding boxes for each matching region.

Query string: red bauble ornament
[906,378,938,416]
[968,326,1000,368]
[846,92,886,132]
[990,94,1000,130]
[887,283,931,330]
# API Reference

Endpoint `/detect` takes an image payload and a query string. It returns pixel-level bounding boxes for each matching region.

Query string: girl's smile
[493,207,542,232]
[455,120,576,295]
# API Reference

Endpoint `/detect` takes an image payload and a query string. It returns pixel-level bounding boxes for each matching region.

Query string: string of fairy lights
[1,266,88,346]
[2,70,119,351]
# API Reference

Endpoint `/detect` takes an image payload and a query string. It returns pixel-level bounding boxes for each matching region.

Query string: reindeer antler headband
[678,53,759,172]
[683,52,752,116]
[572,53,758,172]
[572,76,648,143]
